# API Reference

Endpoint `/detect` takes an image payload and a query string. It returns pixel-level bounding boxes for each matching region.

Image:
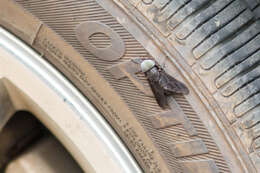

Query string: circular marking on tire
[89,32,112,49]
[75,21,125,61]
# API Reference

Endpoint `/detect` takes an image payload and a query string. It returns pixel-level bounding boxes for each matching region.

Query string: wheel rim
[0,27,142,173]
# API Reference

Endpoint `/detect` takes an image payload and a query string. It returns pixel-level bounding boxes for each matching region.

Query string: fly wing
[159,70,189,95]
[148,77,168,109]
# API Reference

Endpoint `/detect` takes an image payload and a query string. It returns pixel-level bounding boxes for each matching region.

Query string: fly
[133,59,189,109]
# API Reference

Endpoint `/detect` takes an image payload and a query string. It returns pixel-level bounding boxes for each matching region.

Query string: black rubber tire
[1,0,259,172]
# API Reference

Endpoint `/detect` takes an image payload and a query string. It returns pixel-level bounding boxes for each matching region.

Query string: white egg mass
[141,60,155,72]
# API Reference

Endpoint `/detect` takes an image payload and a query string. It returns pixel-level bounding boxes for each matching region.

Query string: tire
[0,0,259,172]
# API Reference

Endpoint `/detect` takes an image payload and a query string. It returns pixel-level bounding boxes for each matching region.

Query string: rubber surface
[1,0,259,172]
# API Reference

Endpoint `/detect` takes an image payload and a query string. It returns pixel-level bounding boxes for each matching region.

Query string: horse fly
[133,59,189,109]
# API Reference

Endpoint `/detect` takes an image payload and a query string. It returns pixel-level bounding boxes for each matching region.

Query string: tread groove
[200,20,260,70]
[193,9,254,59]
[175,0,235,40]
[218,51,260,95]
[168,0,211,30]
[187,1,247,50]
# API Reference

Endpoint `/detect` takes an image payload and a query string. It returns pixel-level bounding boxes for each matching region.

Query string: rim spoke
[0,80,15,131]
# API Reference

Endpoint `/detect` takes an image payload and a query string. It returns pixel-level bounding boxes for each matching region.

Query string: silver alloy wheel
[0,27,142,173]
